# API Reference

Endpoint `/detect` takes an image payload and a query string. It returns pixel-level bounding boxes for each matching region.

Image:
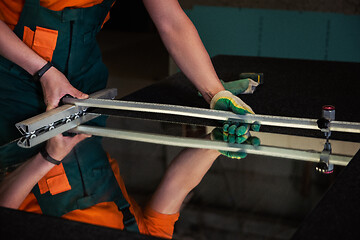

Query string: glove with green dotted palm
[210,90,261,159]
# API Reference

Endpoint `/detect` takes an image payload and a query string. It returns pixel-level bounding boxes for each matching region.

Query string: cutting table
[1,55,360,239]
[12,55,360,174]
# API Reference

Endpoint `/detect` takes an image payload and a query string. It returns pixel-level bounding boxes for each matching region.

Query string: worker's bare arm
[148,147,221,214]
[0,20,88,110]
[0,20,47,76]
[0,152,55,209]
[0,134,90,209]
[143,0,225,103]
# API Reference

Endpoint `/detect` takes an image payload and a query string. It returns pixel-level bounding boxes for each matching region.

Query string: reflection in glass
[0,115,357,239]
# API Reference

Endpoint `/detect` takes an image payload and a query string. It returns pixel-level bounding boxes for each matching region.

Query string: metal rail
[17,113,99,148]
[72,125,351,166]
[63,98,360,134]
[16,88,117,135]
[15,88,360,148]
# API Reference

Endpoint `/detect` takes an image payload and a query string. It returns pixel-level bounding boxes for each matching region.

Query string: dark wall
[103,0,154,32]
[179,0,360,15]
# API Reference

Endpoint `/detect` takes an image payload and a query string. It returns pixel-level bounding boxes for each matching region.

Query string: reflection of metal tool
[16,89,360,151]
[316,105,336,174]
[16,88,117,148]
[316,141,334,174]
[72,125,351,166]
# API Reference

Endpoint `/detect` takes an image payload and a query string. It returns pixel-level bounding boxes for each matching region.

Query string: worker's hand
[199,73,263,97]
[210,90,255,114]
[45,133,91,162]
[40,67,89,111]
[210,90,260,159]
[211,127,260,159]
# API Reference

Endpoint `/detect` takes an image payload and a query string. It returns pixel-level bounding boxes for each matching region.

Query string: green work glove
[210,90,261,159]
[211,127,260,159]
[210,90,255,114]
[199,73,263,97]
[222,72,263,96]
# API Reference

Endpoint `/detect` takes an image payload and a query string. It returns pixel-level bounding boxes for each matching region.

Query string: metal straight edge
[62,98,360,134]
[15,88,117,134]
[17,113,100,148]
[72,125,351,166]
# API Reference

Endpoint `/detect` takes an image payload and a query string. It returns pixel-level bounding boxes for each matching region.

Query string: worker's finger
[223,123,230,133]
[46,102,57,111]
[251,121,261,132]
[235,124,250,136]
[235,133,249,144]
[228,134,236,144]
[228,95,255,115]
[70,88,89,100]
[228,124,238,135]
[71,133,92,142]
[64,133,91,147]
[246,136,260,146]
[219,150,247,159]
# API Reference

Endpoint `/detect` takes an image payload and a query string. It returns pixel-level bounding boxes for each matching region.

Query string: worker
[0,0,255,145]
[0,0,257,238]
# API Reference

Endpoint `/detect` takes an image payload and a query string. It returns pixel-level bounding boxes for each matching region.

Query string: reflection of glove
[199,73,263,97]
[211,127,260,159]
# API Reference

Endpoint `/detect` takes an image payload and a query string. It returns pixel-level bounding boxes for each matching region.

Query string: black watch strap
[40,148,61,165]
[33,62,53,81]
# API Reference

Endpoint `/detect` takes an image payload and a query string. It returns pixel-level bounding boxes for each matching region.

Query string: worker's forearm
[0,153,54,209]
[149,148,220,214]
[159,18,224,103]
[143,0,225,103]
[0,20,47,76]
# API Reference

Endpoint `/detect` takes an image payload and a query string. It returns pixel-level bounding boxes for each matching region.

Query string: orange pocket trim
[23,26,34,48]
[23,26,58,62]
[38,163,71,195]
[46,174,72,195]
[33,26,58,51]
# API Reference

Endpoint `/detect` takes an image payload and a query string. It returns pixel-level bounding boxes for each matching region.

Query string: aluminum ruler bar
[16,88,117,135]
[72,125,351,166]
[63,98,360,134]
[15,88,117,148]
[17,113,99,148]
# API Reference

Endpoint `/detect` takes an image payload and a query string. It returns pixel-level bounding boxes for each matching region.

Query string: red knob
[323,105,335,110]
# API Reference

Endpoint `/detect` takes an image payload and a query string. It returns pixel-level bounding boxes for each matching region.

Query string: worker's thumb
[46,100,58,112]
[71,88,89,100]
[46,104,56,112]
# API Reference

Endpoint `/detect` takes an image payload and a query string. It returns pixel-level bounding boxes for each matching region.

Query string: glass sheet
[0,113,358,239]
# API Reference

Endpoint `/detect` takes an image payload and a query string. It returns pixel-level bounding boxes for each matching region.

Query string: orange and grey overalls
[0,0,139,232]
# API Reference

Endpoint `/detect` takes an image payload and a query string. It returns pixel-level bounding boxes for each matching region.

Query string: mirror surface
[1,113,358,239]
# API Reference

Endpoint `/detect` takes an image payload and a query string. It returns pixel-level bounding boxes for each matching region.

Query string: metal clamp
[316,105,336,174]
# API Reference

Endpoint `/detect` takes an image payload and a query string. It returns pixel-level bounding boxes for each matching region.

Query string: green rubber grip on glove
[210,90,254,114]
